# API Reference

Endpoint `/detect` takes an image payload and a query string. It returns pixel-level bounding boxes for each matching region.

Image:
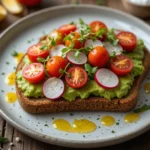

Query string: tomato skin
[65,32,83,49]
[65,66,88,89]
[89,21,108,41]
[110,55,133,76]
[117,31,137,52]
[18,0,41,6]
[88,46,109,68]
[46,56,67,77]
[27,43,49,62]
[58,24,76,35]
[22,63,45,84]
[46,30,65,46]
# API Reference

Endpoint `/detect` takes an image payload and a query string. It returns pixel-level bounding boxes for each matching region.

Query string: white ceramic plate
[0,5,150,148]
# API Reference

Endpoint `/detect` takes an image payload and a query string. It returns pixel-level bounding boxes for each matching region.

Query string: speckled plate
[0,5,150,148]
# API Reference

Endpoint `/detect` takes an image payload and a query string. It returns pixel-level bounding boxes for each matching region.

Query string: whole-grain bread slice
[15,49,150,114]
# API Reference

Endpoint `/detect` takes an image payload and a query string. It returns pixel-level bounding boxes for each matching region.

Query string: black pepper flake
[96,118,99,120]
[6,62,10,65]
[70,113,74,116]
[98,126,101,128]
[1,72,5,75]
[116,122,119,125]
[52,118,54,120]
[83,135,86,138]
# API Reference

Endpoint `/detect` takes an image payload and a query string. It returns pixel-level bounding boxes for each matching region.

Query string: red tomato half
[58,24,76,35]
[88,46,110,68]
[89,21,108,41]
[22,63,45,84]
[27,43,49,62]
[18,0,41,6]
[46,56,67,77]
[65,66,88,89]
[110,55,133,76]
[117,31,137,52]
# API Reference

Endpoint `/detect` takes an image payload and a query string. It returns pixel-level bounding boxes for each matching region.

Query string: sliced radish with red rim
[103,42,123,56]
[50,45,66,57]
[66,50,87,65]
[43,77,64,100]
[95,68,119,89]
[84,39,103,48]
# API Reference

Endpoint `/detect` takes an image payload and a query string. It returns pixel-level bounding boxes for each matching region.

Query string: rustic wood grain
[0,0,150,150]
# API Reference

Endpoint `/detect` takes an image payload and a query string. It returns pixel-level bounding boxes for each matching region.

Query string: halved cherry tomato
[46,56,67,77]
[46,30,65,46]
[22,63,45,84]
[117,31,137,52]
[65,66,88,89]
[65,32,83,49]
[110,55,133,76]
[58,24,76,35]
[89,21,108,41]
[18,0,41,6]
[27,43,49,62]
[88,46,109,68]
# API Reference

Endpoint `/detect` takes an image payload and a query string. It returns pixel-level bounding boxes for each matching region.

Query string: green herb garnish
[59,63,71,78]
[0,136,8,143]
[84,63,98,79]
[106,28,118,45]
[110,51,116,58]
[134,104,150,113]
[11,51,18,57]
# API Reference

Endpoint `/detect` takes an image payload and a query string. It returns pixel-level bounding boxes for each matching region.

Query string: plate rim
[0,4,150,148]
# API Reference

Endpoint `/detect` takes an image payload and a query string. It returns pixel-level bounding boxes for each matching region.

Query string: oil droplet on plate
[144,83,150,94]
[15,52,24,63]
[124,113,140,123]
[5,92,17,103]
[101,116,115,127]
[53,119,97,133]
[5,72,15,85]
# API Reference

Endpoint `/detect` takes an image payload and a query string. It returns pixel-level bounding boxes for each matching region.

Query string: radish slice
[50,45,66,57]
[67,50,87,65]
[43,77,64,100]
[84,39,103,48]
[103,42,123,56]
[95,68,119,89]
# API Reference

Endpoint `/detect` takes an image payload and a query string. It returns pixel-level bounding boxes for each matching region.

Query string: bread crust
[15,49,150,114]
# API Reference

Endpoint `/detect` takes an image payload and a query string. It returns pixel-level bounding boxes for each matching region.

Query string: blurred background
[0,0,150,33]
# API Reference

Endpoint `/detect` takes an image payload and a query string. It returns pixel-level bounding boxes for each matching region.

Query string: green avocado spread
[16,40,145,101]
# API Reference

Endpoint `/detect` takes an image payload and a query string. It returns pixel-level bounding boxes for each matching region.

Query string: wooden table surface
[0,0,150,150]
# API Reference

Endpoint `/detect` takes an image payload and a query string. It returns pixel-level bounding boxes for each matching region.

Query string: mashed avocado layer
[16,40,145,100]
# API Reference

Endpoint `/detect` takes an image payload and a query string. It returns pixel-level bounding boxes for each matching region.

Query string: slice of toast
[15,49,150,114]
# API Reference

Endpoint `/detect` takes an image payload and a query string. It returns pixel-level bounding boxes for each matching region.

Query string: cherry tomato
[46,56,67,77]
[89,21,108,41]
[88,46,109,68]
[22,63,45,84]
[110,55,133,76]
[46,30,65,47]
[65,32,83,49]
[117,31,137,52]
[65,66,88,89]
[27,43,49,62]
[58,24,76,35]
[18,0,41,6]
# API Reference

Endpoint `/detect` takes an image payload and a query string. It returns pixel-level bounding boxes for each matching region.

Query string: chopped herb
[83,135,86,138]
[84,63,98,79]
[96,118,100,120]
[111,130,115,133]
[52,117,54,120]
[79,18,85,25]
[40,45,48,50]
[37,56,50,66]
[134,104,150,113]
[44,124,49,127]
[6,62,9,65]
[1,90,4,92]
[0,136,8,143]
[63,35,72,41]
[116,122,119,125]
[75,50,80,57]
[70,21,75,25]
[1,72,5,75]
[11,51,18,57]
[27,40,31,43]
[59,63,71,78]
[95,28,107,38]
[110,51,116,58]
[106,28,118,45]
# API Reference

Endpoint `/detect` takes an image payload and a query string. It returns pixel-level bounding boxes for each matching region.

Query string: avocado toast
[15,19,150,113]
